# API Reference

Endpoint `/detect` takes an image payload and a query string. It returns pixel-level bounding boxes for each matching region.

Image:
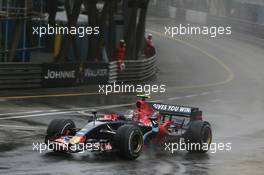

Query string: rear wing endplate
[150,103,202,118]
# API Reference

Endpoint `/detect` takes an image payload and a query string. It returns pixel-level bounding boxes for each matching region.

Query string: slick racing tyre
[114,125,144,160]
[45,119,75,145]
[184,121,212,153]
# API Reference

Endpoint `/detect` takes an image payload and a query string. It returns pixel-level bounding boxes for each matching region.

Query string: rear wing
[150,103,202,118]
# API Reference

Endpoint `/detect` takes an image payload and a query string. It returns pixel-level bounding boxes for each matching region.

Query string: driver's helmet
[124,110,136,119]
[150,111,159,120]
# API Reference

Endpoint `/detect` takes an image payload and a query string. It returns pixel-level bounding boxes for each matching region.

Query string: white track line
[149,100,163,103]
[95,103,134,110]
[0,107,99,118]
[200,92,211,96]
[0,124,45,130]
[0,110,44,116]
[0,104,135,120]
[168,97,182,101]
[0,92,216,120]
[184,94,198,98]
[0,111,75,120]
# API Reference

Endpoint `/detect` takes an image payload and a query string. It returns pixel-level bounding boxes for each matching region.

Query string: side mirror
[90,110,97,125]
[91,110,97,115]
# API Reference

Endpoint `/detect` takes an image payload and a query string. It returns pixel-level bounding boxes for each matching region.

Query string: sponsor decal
[84,68,108,77]
[55,137,68,144]
[152,103,192,114]
[42,62,109,87]
[44,70,76,79]
[105,143,112,150]
[70,136,82,145]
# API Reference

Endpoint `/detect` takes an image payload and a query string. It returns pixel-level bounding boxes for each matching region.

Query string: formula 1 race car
[44,95,212,160]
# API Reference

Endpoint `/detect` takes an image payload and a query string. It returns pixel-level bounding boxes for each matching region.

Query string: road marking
[0,91,214,129]
[78,111,105,117]
[200,92,211,96]
[0,110,44,116]
[167,91,218,101]
[0,92,103,100]
[149,99,163,103]
[168,97,182,101]
[0,103,136,120]
[0,91,215,120]
[78,111,93,117]
[95,103,135,110]
[0,124,44,130]
[0,111,75,120]
[0,107,96,117]
[184,94,198,98]
[147,29,234,89]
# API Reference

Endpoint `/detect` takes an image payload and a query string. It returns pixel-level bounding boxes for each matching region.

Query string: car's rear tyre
[114,125,143,160]
[45,119,75,146]
[184,121,212,153]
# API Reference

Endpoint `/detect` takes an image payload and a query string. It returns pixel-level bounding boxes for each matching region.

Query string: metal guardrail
[0,49,157,89]
[0,63,42,89]
[108,50,157,83]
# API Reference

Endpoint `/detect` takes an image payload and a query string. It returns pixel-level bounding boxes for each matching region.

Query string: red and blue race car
[45,95,212,160]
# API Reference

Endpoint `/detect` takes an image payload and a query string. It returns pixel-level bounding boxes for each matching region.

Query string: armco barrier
[108,51,157,83]
[0,63,42,89]
[0,52,157,89]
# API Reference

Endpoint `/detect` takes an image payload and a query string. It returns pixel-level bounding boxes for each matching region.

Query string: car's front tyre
[45,119,76,152]
[114,125,144,160]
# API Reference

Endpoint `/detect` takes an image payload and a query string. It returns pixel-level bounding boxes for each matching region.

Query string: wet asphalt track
[1,17,264,175]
